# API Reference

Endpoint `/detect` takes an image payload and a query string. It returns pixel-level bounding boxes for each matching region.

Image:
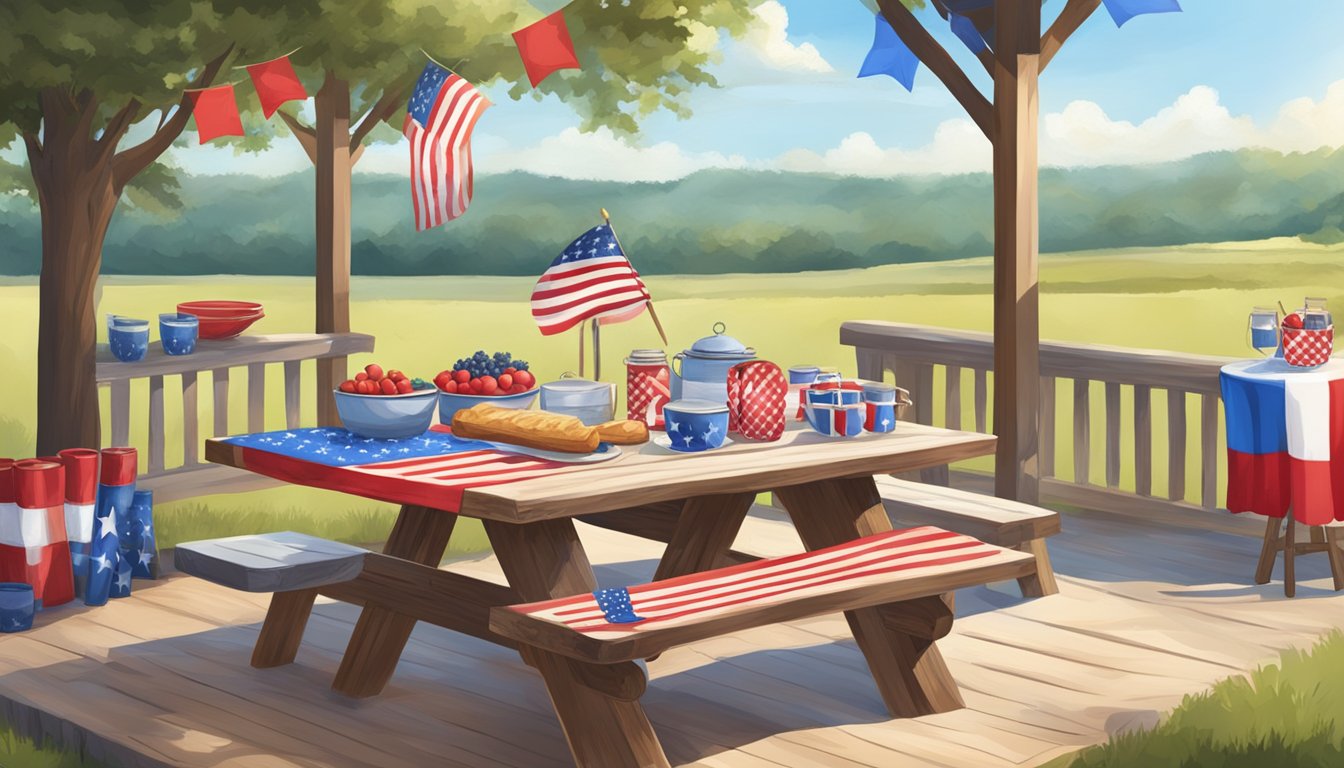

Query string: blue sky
[169,0,1344,179]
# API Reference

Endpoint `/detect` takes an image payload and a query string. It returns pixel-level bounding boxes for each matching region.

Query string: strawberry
[504,367,516,375]
[339,380,357,393]
[355,371,369,382]
[497,373,513,390]
[509,384,527,394]
[513,370,535,389]
[480,376,498,396]
[379,378,398,395]
[388,369,405,382]
[434,371,453,390]
[395,379,414,394]
[357,380,375,395]
[365,364,384,381]
[454,369,471,384]
[469,378,483,394]
[441,380,458,394]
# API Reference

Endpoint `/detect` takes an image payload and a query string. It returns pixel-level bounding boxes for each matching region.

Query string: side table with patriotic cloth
[1220,357,1344,597]
[203,417,1009,763]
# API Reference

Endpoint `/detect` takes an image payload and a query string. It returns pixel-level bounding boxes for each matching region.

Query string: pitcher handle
[672,352,684,378]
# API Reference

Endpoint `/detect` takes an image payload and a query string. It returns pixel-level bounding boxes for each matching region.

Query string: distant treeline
[1,146,1342,276]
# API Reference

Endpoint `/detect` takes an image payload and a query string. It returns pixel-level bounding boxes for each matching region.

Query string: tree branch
[1040,0,1102,73]
[349,85,406,153]
[21,132,42,164]
[277,108,318,164]
[875,0,994,140]
[112,44,234,189]
[95,99,142,168]
[930,1,994,75]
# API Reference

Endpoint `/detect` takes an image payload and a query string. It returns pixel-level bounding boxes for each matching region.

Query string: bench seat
[490,526,1034,665]
[174,531,367,593]
[876,476,1061,597]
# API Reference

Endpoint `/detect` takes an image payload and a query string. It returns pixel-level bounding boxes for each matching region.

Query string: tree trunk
[314,72,353,427]
[28,98,121,456]
[991,0,1042,504]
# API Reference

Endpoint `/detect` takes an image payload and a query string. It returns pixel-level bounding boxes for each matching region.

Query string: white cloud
[473,127,748,182]
[774,81,1344,178]
[742,1,834,74]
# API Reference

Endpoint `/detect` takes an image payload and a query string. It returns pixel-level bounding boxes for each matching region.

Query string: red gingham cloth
[727,361,788,441]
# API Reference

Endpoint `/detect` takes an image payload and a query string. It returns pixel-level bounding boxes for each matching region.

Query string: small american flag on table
[403,62,490,231]
[531,224,650,336]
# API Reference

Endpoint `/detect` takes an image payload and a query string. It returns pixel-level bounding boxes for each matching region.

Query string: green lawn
[1046,631,1344,768]
[0,719,103,767]
[0,236,1340,552]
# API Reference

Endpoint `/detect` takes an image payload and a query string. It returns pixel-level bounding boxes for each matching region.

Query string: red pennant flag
[187,84,244,144]
[245,54,308,118]
[512,10,581,88]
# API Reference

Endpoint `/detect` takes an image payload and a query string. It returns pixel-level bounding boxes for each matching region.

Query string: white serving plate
[482,441,623,464]
[651,433,734,453]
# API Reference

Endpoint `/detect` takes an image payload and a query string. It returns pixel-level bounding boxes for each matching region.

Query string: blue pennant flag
[1102,0,1181,28]
[949,13,988,54]
[858,14,919,91]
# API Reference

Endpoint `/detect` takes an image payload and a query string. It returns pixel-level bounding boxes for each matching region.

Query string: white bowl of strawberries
[435,351,538,426]
[334,364,438,439]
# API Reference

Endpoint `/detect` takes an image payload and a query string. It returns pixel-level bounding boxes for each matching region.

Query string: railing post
[1167,389,1187,502]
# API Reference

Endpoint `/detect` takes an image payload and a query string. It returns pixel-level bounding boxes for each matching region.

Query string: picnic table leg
[1284,514,1296,598]
[252,588,319,668]
[652,492,756,582]
[774,476,965,718]
[1324,527,1344,591]
[331,505,457,698]
[485,517,670,768]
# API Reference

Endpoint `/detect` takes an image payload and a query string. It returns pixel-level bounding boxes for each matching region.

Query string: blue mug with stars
[0,583,34,633]
[662,399,730,452]
[107,315,149,363]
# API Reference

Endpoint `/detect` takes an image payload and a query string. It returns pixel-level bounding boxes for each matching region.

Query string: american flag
[531,224,650,336]
[403,62,490,231]
[505,527,1014,640]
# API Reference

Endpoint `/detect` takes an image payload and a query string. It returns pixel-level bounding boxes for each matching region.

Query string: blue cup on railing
[107,315,149,362]
[159,313,198,356]
[0,583,35,633]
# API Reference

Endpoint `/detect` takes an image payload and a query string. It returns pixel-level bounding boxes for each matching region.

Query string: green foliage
[0,717,103,768]
[1047,631,1344,768]
[1,146,1339,276]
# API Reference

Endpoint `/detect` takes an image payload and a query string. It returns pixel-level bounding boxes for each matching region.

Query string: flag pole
[601,208,669,347]
[578,318,587,378]
[592,317,602,380]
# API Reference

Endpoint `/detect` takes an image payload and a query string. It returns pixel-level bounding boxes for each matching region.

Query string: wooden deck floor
[2,507,1341,768]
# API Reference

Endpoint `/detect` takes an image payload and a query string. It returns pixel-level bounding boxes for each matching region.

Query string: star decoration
[668,421,680,433]
[96,511,117,538]
[92,553,112,574]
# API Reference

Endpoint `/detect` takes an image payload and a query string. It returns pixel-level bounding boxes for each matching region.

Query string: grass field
[0,236,1340,552]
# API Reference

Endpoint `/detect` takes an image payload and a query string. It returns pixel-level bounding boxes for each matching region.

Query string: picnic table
[202,420,1028,767]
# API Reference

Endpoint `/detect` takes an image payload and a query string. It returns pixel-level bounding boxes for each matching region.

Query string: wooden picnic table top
[205,420,996,523]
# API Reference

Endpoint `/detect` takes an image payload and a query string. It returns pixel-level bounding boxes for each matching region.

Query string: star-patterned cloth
[226,427,489,467]
[592,587,645,624]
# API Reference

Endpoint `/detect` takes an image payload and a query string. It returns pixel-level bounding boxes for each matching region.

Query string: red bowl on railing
[177,300,263,318]
[178,301,264,339]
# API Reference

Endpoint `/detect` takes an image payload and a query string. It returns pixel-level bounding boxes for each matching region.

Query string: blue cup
[159,313,198,356]
[663,399,730,452]
[0,583,35,633]
[788,365,821,385]
[107,315,149,362]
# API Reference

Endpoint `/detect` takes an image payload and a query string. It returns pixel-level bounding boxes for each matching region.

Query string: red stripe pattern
[531,224,650,336]
[507,527,1014,640]
[237,446,568,513]
[404,63,490,231]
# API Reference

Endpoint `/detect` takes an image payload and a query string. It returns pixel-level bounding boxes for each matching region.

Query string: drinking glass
[1248,307,1279,355]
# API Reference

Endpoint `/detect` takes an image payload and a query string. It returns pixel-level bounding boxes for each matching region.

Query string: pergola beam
[875,0,995,140]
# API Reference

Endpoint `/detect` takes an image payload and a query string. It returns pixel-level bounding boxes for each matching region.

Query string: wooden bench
[175,532,369,593]
[875,476,1060,598]
[490,526,1033,767]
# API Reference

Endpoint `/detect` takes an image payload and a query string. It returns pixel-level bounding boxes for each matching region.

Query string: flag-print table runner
[222,426,572,512]
[1221,358,1344,525]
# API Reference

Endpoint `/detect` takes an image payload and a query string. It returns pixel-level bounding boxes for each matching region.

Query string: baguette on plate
[452,404,599,454]
[594,420,650,445]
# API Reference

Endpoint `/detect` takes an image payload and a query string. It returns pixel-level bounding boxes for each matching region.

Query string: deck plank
[4,511,1344,767]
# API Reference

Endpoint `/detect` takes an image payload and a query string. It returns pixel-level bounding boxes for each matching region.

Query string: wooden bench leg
[332,505,457,698]
[1325,528,1344,591]
[1015,538,1058,598]
[1255,516,1282,585]
[522,647,668,768]
[252,588,319,668]
[775,477,964,718]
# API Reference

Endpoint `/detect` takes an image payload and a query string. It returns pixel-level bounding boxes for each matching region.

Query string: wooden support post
[315,72,353,428]
[1254,515,1281,585]
[991,0,1042,505]
[653,493,755,582]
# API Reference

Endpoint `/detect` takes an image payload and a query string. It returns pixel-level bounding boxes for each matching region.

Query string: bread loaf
[594,420,649,445]
[452,404,599,454]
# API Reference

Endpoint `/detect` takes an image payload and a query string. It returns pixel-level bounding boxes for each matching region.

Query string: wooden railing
[95,333,374,503]
[840,321,1258,534]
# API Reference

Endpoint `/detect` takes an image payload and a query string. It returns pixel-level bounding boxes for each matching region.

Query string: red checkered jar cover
[727,361,788,441]
[1283,326,1333,368]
